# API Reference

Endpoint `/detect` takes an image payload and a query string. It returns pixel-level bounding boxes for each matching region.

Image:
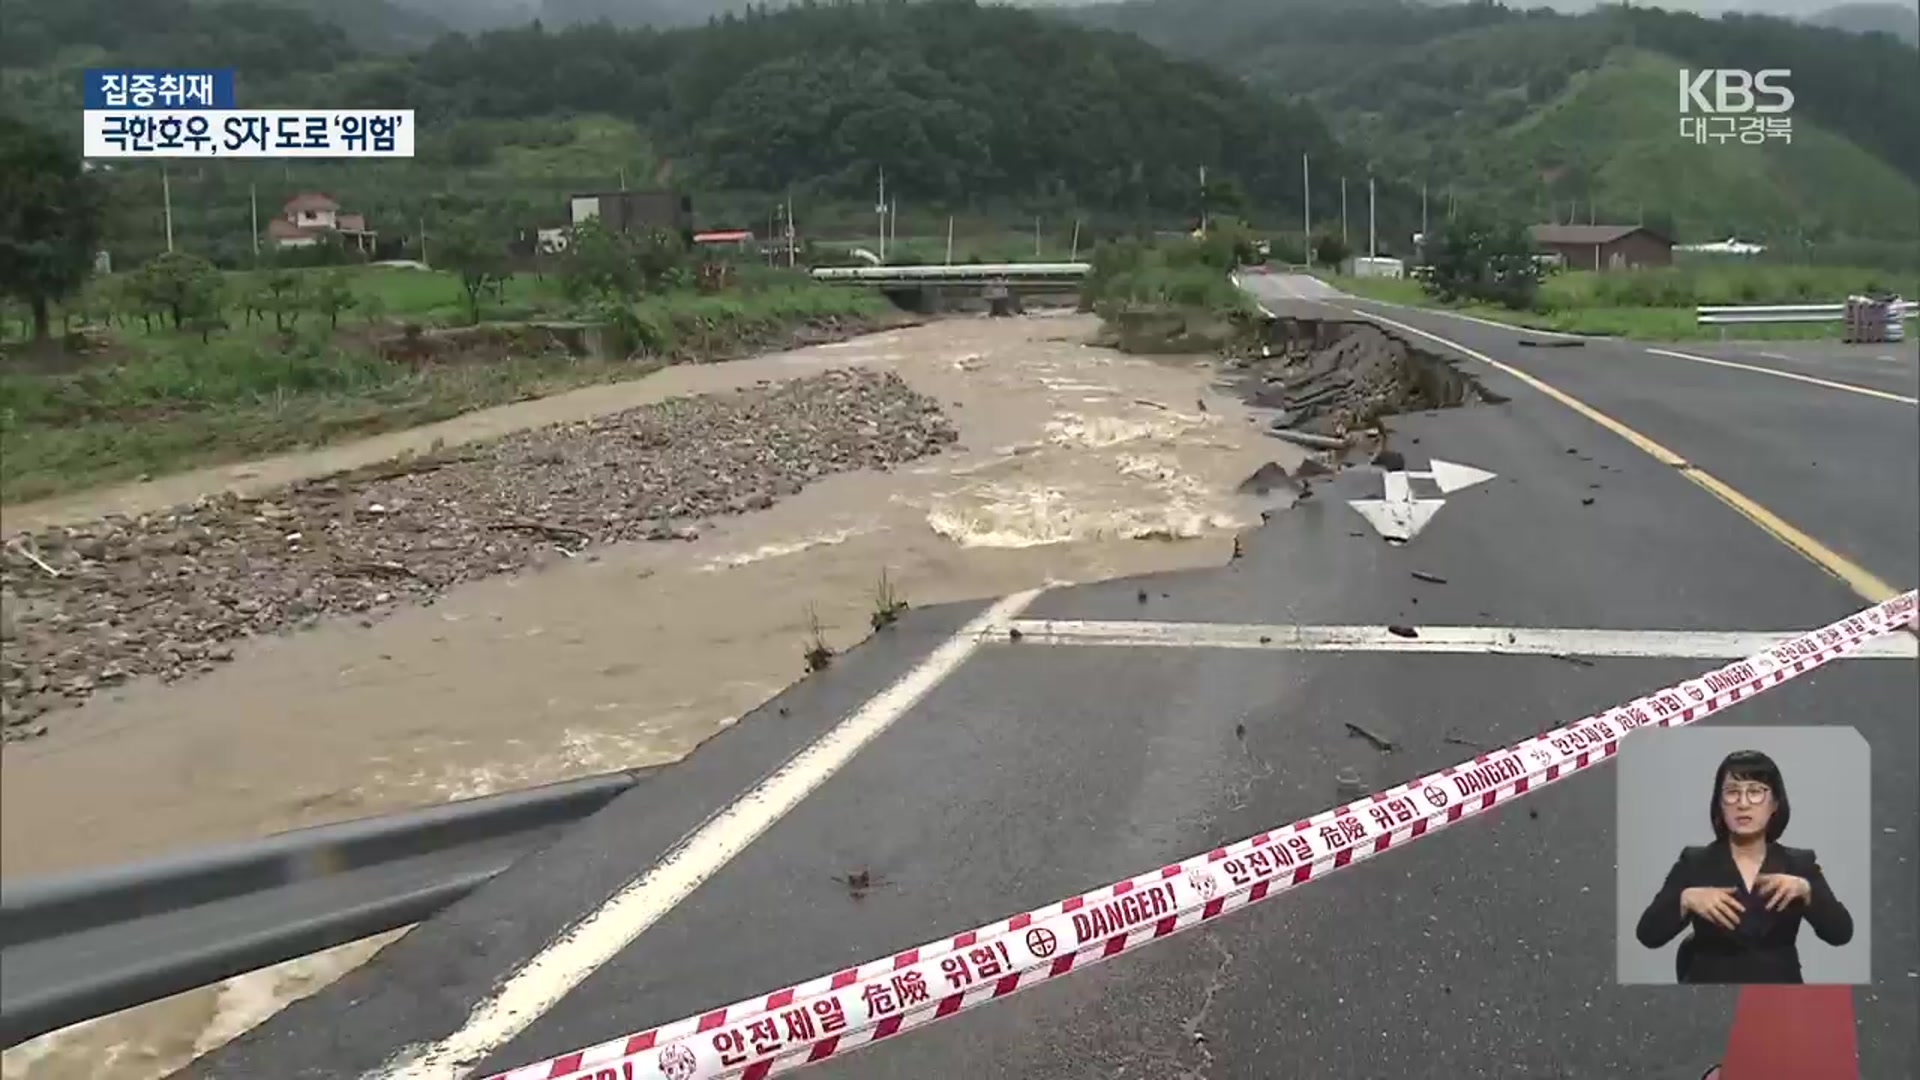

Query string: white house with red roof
[265,192,377,253]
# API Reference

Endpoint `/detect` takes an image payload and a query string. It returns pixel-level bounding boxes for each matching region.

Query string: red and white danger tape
[489,590,1918,1080]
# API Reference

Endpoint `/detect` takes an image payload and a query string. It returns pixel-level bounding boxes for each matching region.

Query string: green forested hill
[1066,0,1920,260]
[4,0,1414,266]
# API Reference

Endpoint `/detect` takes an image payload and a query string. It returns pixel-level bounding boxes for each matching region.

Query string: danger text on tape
[493,590,1916,1080]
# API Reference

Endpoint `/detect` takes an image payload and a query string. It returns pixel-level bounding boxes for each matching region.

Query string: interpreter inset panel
[1616,725,1871,986]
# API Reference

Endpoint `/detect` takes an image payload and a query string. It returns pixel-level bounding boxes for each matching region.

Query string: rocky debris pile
[0,369,955,735]
[1233,458,1333,498]
[1227,316,1499,443]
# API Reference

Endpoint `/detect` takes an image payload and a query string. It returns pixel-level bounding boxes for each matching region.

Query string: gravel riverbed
[0,368,955,735]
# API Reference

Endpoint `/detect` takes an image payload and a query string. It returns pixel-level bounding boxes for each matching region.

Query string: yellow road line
[1645,347,1918,406]
[1354,308,1903,605]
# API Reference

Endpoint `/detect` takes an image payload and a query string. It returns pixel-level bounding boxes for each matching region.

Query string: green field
[0,266,888,503]
[1323,263,1919,340]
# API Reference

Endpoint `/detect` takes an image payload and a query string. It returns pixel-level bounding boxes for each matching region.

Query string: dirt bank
[1,368,953,733]
[1226,314,1508,443]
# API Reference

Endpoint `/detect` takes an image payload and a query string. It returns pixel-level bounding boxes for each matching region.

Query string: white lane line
[369,589,1045,1080]
[1343,296,1587,339]
[994,619,1919,659]
[1645,347,1918,406]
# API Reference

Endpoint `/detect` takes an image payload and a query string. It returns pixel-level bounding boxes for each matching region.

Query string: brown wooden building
[567,189,694,248]
[1529,224,1674,271]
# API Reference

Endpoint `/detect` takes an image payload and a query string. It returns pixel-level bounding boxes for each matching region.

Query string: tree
[1201,175,1249,222]
[313,269,358,328]
[436,219,511,325]
[0,115,105,340]
[1421,211,1540,311]
[1311,231,1351,268]
[254,269,311,332]
[558,217,640,302]
[631,227,688,292]
[128,251,224,331]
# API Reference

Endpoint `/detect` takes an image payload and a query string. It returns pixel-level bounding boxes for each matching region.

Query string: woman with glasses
[1634,749,1855,984]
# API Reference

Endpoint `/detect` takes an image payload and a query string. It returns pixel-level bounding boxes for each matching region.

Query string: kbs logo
[1680,69,1794,114]
[1678,69,1793,146]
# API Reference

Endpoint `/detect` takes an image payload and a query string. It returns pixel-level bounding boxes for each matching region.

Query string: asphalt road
[188,282,1918,1080]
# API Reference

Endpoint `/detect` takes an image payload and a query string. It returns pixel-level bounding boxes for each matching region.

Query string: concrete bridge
[810,262,1090,313]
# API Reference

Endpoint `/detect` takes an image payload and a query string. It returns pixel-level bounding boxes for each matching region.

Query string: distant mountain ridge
[1808,2,1919,43]
[199,1,1920,49]
[1059,0,1918,255]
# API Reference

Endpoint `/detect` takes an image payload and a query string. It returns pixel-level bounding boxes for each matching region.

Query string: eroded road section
[186,290,1918,1080]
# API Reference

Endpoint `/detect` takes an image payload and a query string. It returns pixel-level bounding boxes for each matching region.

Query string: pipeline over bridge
[809,262,1091,287]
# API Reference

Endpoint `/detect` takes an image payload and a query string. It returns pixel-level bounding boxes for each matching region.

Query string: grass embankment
[0,266,888,504]
[1080,233,1262,354]
[1325,263,1920,340]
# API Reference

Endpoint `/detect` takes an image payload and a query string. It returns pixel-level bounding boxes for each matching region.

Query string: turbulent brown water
[0,312,1301,1080]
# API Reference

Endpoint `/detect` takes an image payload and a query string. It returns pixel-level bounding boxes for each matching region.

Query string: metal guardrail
[1696,301,1916,325]
[0,770,642,1048]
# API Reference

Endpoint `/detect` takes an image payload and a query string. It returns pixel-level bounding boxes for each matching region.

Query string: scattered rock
[1234,462,1296,497]
[838,866,887,901]
[0,369,956,732]
[1267,428,1349,451]
[1345,722,1395,752]
[1335,767,1366,800]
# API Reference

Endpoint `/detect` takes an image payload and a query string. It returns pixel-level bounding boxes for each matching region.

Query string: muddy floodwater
[1,312,1299,1080]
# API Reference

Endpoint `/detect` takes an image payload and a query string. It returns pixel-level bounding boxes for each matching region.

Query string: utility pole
[786,186,795,269]
[1070,218,1080,261]
[877,167,887,263]
[1302,152,1311,266]
[618,167,626,191]
[250,181,260,262]
[1033,216,1042,259]
[1421,181,1428,238]
[418,217,427,266]
[945,215,954,265]
[1340,176,1349,246]
[162,167,175,253]
[1368,171,1377,260]
[1190,163,1205,234]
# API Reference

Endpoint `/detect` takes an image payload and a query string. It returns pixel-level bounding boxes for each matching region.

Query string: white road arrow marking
[1425,458,1496,494]
[1348,457,1496,543]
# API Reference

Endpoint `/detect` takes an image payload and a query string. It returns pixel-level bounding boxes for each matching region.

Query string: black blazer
[1635,842,1854,984]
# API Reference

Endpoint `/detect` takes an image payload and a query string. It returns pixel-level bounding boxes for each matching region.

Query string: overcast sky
[1517,0,1915,13]
[423,0,1920,25]
[1020,0,1914,11]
